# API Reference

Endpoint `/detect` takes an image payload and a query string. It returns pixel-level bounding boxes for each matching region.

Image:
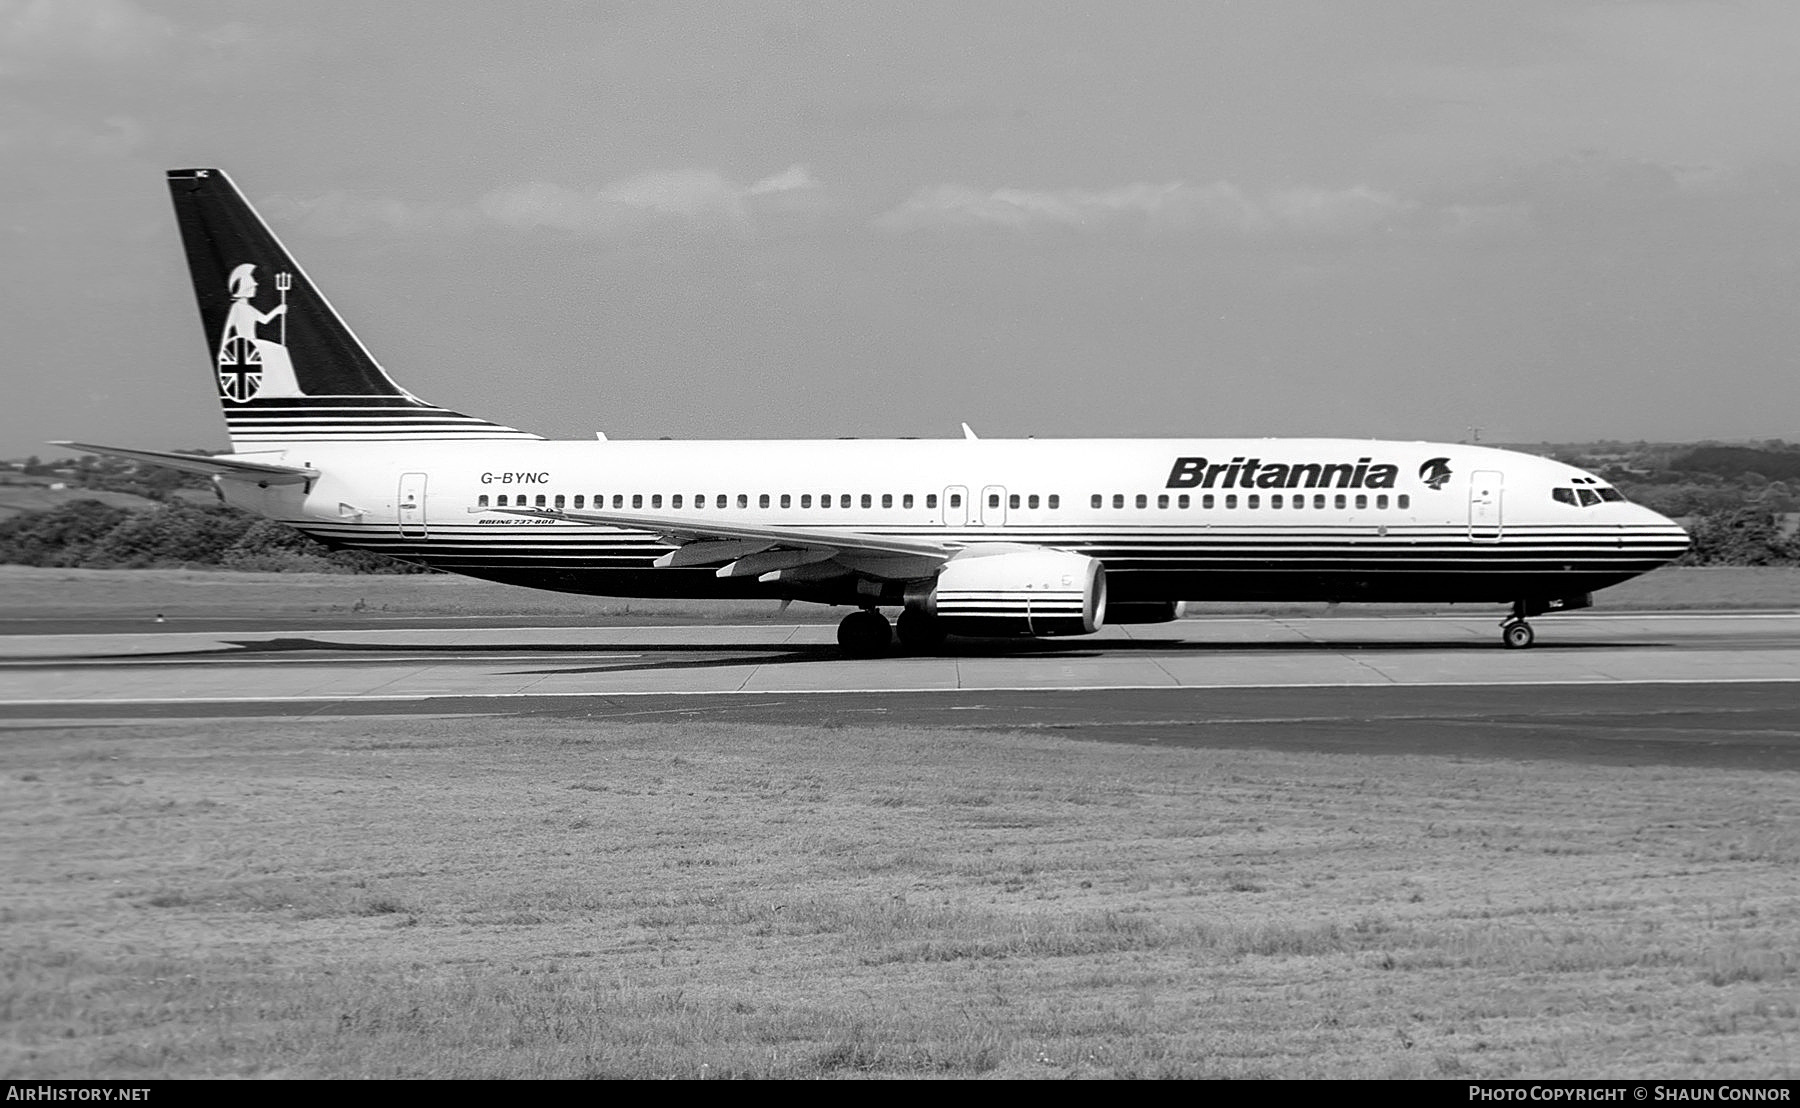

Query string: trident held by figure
[275,271,292,345]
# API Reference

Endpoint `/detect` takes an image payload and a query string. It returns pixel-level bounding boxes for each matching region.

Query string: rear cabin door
[1468,470,1502,543]
[398,472,428,539]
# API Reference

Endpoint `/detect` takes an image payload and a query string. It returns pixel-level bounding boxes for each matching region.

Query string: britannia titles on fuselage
[1165,456,1402,491]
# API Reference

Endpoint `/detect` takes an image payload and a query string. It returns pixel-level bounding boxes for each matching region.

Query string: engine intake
[920,547,1106,637]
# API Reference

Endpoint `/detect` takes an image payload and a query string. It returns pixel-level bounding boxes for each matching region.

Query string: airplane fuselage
[223,435,1686,610]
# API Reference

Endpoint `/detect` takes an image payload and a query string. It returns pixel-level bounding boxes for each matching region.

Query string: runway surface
[3,613,1799,769]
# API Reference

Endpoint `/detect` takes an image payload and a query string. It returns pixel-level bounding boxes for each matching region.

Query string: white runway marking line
[6,674,1800,708]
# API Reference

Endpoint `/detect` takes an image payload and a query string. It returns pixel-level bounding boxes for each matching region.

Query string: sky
[5,0,1800,455]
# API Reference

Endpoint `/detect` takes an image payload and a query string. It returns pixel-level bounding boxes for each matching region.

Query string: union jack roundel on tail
[217,335,262,402]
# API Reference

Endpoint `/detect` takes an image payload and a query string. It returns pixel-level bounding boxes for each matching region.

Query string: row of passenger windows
[1093,492,1411,511]
[479,491,953,510]
[473,490,1410,512]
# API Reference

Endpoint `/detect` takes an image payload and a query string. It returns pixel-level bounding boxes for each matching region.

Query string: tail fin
[167,168,539,449]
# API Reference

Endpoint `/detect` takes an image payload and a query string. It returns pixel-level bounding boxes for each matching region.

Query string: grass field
[1,564,1796,1078]
[0,564,1795,624]
[1,715,1796,1079]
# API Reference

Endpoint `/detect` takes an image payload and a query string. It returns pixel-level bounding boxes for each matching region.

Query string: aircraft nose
[1640,504,1691,561]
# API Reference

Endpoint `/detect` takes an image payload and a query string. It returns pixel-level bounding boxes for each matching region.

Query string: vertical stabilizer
[167,168,539,448]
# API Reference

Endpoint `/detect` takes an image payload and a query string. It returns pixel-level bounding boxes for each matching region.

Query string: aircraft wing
[50,441,319,484]
[482,505,954,577]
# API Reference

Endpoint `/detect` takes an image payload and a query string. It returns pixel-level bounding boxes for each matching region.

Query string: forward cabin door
[1468,470,1502,543]
[398,472,428,539]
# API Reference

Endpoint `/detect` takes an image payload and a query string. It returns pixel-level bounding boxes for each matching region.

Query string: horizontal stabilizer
[50,441,319,484]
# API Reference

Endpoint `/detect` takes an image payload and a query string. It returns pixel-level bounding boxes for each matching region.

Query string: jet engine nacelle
[918,546,1107,637]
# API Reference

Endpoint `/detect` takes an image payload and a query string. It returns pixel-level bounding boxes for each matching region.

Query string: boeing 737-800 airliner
[58,169,1690,655]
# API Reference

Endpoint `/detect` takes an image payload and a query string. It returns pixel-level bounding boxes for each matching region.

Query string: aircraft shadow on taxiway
[10,633,1674,681]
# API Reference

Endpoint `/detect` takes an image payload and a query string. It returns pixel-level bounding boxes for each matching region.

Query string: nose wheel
[1501,619,1535,649]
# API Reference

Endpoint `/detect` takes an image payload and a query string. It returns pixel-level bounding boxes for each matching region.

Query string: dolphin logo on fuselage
[1419,457,1453,490]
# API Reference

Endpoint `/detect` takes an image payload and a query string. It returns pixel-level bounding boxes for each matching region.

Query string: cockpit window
[1553,488,1577,506]
[1598,488,1624,502]
[1577,488,1601,507]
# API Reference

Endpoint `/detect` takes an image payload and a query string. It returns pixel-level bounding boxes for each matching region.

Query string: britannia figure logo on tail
[217,263,304,401]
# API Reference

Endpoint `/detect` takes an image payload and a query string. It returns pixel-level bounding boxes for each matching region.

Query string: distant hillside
[0,479,163,521]
[1668,446,1800,483]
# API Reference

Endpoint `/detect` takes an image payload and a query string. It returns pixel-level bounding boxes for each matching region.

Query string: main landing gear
[1500,601,1535,650]
[835,608,949,657]
[836,608,892,657]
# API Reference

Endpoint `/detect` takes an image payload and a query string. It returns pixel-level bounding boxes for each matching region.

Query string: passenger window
[801,494,812,508]
[840,494,851,508]
[1134,494,1146,509]
[1247,495,1259,509]
[1377,495,1388,509]
[926,494,937,509]
[478,494,490,507]
[716,494,727,509]
[1176,494,1188,509]
[1092,494,1103,509]
[1334,494,1346,509]
[737,494,749,508]
[949,493,962,508]
[651,494,662,508]
[1203,494,1214,509]
[554,495,565,509]
[536,494,547,508]
[613,495,625,509]
[1355,495,1366,510]
[1048,495,1059,509]
[903,494,914,508]
[1113,494,1124,509]
[988,493,1000,509]
[1009,494,1020,509]
[820,494,830,509]
[862,494,873,508]
[882,494,893,508]
[631,494,642,508]
[780,494,791,508]
[760,494,771,508]
[1271,494,1282,509]
[671,495,682,509]
[1398,494,1410,509]
[1157,494,1169,509]
[1314,495,1326,509]
[1224,494,1236,509]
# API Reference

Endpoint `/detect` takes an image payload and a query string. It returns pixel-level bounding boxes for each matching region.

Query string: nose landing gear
[1500,616,1535,649]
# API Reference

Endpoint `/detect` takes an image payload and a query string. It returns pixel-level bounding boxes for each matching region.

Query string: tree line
[0,500,429,574]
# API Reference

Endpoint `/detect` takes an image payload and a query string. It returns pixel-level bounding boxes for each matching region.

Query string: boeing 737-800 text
[58,169,1690,655]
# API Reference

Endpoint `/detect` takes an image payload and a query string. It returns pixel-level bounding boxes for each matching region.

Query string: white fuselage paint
[216,436,1688,607]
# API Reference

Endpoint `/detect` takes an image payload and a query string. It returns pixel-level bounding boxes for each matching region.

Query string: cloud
[873,180,1414,239]
[481,165,822,238]
[0,0,172,75]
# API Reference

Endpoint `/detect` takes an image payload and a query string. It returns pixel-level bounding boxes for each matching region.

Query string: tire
[837,610,892,657]
[895,609,947,653]
[1502,621,1535,649]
